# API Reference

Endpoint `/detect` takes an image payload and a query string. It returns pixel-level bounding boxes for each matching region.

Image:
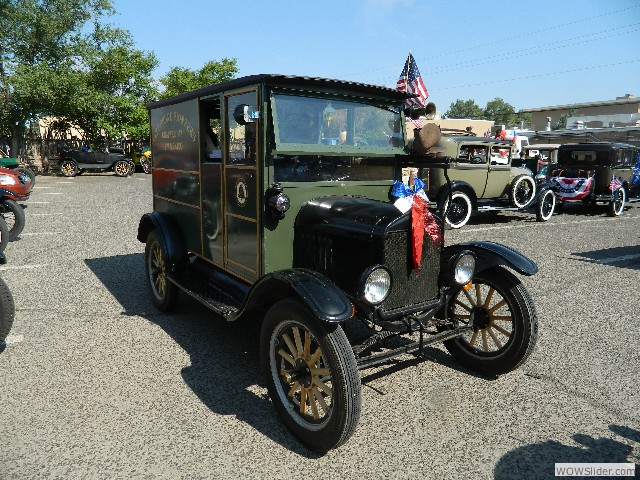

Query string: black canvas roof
[148,74,414,109]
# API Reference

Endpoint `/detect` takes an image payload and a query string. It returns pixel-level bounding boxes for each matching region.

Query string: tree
[443,99,484,120]
[483,98,517,126]
[159,58,239,99]
[0,0,159,151]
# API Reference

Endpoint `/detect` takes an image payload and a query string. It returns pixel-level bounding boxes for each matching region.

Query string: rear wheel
[535,189,555,222]
[260,298,361,452]
[443,266,538,376]
[608,187,626,216]
[441,191,473,229]
[0,276,15,354]
[144,230,179,311]
[510,175,536,208]
[60,159,78,177]
[1,199,25,241]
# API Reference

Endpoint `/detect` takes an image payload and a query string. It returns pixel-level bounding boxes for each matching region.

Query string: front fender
[442,241,538,277]
[243,269,352,323]
[137,212,188,273]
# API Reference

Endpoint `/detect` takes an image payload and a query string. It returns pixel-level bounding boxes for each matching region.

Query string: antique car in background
[0,148,37,186]
[419,135,556,228]
[58,145,134,177]
[523,143,561,179]
[552,142,638,216]
[0,166,31,241]
[137,74,539,452]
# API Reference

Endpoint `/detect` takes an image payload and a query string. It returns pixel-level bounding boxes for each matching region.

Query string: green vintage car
[422,135,556,228]
[137,75,539,452]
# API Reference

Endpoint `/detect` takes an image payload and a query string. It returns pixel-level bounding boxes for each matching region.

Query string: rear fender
[436,181,477,210]
[442,241,538,277]
[243,269,353,324]
[137,212,188,272]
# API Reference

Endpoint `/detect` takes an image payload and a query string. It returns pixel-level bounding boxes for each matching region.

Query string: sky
[109,0,640,114]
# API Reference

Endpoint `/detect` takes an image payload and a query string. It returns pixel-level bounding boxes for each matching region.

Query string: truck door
[222,90,260,282]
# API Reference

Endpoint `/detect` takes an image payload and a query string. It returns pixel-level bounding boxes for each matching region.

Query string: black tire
[60,159,78,177]
[2,198,25,241]
[0,275,16,354]
[608,187,626,217]
[0,217,9,253]
[510,175,536,208]
[140,156,152,174]
[114,160,131,177]
[144,230,179,311]
[443,266,538,376]
[15,167,36,187]
[260,298,361,452]
[535,189,555,222]
[441,191,473,229]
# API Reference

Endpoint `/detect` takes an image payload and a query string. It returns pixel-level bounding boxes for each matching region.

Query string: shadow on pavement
[493,425,639,479]
[572,245,640,271]
[85,253,322,458]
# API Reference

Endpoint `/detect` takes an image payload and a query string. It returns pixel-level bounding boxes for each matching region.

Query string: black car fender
[241,268,353,324]
[436,181,478,210]
[524,181,556,208]
[137,212,188,273]
[441,241,538,279]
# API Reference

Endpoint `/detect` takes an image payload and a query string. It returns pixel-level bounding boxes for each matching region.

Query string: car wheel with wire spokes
[441,191,473,229]
[510,175,536,208]
[608,186,625,216]
[260,298,361,452]
[535,189,555,222]
[442,266,538,376]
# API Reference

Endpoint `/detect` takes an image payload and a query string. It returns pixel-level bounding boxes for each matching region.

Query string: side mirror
[233,104,258,125]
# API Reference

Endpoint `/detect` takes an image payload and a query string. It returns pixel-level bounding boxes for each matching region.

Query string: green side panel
[154,197,202,254]
[150,99,200,172]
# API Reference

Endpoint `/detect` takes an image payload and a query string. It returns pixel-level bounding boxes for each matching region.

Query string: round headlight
[453,253,475,285]
[272,193,290,213]
[362,267,391,305]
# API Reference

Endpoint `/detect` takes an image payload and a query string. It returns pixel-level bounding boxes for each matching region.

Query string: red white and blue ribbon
[391,177,442,273]
[550,176,593,200]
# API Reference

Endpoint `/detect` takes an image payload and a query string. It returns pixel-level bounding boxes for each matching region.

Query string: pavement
[1,173,638,479]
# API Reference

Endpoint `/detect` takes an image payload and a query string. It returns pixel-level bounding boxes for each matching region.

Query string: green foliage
[483,98,517,126]
[159,58,239,99]
[443,99,484,120]
[0,0,158,145]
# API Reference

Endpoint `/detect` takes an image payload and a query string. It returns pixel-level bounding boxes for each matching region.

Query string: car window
[458,145,488,164]
[491,146,510,165]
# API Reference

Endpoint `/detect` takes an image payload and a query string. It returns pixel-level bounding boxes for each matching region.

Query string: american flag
[396,53,429,108]
[609,174,623,192]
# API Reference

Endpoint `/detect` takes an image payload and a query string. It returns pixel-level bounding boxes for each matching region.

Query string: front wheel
[260,298,361,452]
[441,191,473,229]
[535,189,556,222]
[443,266,538,376]
[144,230,179,311]
[114,160,132,177]
[15,167,36,187]
[1,199,26,241]
[510,175,536,208]
[0,217,9,253]
[608,187,626,216]
[0,276,15,354]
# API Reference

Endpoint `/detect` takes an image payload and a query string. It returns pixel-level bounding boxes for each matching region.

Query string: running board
[169,273,240,319]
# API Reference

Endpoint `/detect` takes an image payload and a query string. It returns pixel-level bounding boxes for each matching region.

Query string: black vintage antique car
[552,142,638,216]
[137,74,539,452]
[58,146,134,177]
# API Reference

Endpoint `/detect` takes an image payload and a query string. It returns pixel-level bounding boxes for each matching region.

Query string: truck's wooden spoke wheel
[149,242,168,297]
[276,325,333,421]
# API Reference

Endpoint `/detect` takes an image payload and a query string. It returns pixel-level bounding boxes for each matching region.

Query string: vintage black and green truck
[137,74,539,452]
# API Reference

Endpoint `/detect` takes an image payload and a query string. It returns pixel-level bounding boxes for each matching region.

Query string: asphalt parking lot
[1,173,639,479]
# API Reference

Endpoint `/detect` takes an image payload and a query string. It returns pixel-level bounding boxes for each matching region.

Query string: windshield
[271,92,403,154]
[558,149,606,166]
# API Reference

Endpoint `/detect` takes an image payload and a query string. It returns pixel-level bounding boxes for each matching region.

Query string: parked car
[552,142,638,216]
[0,148,36,186]
[0,166,31,240]
[58,145,134,177]
[522,143,561,179]
[422,135,556,228]
[137,74,540,452]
